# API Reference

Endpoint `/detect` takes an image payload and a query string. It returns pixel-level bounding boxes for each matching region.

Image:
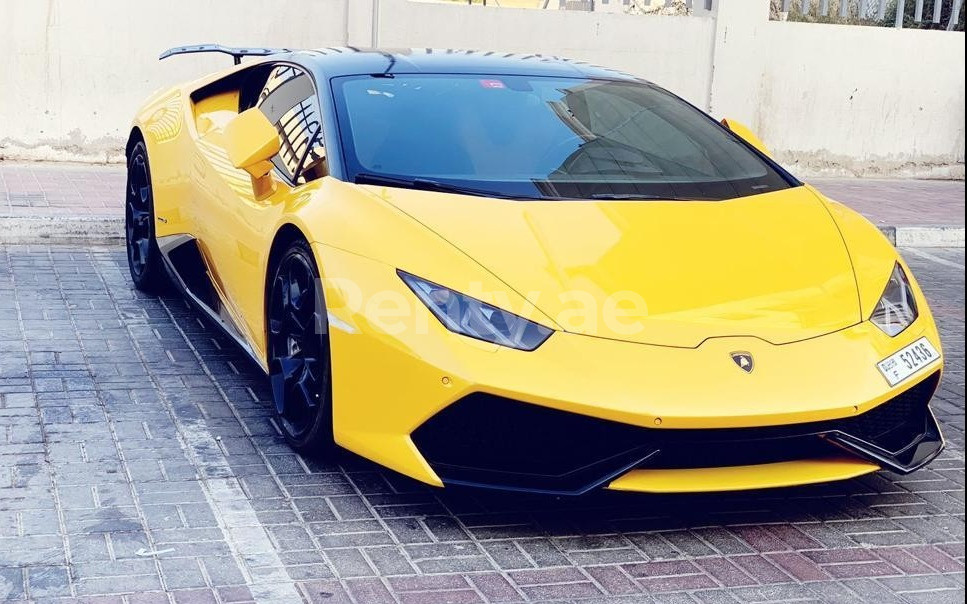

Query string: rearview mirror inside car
[720,118,772,158]
[225,108,281,200]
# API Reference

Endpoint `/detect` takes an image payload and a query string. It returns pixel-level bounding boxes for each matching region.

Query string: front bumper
[318,245,945,494]
[411,371,943,495]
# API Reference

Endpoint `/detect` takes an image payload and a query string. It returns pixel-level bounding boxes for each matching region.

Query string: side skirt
[156,234,267,374]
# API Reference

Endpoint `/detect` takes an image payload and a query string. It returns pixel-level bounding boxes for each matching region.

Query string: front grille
[411,371,941,494]
[834,376,931,451]
[411,393,651,493]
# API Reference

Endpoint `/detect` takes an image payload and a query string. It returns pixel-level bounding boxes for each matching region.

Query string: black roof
[288,48,641,82]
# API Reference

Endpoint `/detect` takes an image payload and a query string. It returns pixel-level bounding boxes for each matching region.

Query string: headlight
[399,270,553,351]
[870,262,918,336]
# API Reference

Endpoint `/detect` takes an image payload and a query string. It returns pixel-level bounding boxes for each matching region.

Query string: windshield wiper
[354,173,540,200]
[589,193,703,201]
[354,174,702,202]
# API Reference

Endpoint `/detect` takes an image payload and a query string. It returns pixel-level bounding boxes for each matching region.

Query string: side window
[255,65,327,184]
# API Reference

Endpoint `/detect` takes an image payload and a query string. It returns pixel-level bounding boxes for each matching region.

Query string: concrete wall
[756,21,966,177]
[0,0,349,162]
[0,0,963,177]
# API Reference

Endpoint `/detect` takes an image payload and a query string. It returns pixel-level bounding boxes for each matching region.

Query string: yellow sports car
[127,46,944,495]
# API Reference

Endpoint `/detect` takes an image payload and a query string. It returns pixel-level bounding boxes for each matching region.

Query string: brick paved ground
[813,180,965,228]
[0,244,962,603]
[0,164,123,217]
[0,162,964,227]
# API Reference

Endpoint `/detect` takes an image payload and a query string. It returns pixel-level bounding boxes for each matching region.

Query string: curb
[0,216,963,248]
[0,215,124,245]
[878,225,966,248]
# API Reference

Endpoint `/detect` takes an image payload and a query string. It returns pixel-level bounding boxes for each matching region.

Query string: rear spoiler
[159,44,291,65]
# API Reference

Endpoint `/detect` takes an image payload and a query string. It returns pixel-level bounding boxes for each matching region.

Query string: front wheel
[125,141,167,293]
[267,239,334,455]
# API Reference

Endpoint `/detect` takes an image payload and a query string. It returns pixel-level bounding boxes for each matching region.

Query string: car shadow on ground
[332,445,920,533]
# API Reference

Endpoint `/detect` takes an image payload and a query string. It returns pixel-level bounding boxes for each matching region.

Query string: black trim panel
[165,237,219,309]
[412,372,943,495]
[156,235,266,372]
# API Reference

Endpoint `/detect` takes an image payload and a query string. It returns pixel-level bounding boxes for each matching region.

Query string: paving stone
[363,545,418,576]
[482,541,535,571]
[74,574,164,596]
[25,566,72,598]
[0,567,25,600]
[198,557,246,587]
[324,548,377,578]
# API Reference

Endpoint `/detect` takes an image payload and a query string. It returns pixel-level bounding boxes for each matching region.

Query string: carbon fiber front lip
[825,408,945,474]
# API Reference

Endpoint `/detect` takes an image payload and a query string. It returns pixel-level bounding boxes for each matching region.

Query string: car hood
[367,184,861,348]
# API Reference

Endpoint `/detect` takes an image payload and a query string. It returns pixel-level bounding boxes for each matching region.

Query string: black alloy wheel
[125,141,166,292]
[267,239,333,453]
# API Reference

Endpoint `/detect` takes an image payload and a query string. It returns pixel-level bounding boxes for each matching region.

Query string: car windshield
[331,74,793,200]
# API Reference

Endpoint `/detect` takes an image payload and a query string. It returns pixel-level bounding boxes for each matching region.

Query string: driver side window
[255,65,327,184]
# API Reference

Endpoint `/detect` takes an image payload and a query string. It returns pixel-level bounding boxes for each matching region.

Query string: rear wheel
[267,239,333,454]
[125,141,167,293]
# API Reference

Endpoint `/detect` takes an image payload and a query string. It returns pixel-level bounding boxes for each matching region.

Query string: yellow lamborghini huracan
[126,46,944,495]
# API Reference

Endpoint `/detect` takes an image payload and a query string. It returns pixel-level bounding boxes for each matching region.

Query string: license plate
[877,337,940,387]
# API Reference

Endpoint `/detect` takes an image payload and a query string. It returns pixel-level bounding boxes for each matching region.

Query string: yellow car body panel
[607,457,880,493]
[223,108,282,176]
[721,118,773,157]
[367,184,861,348]
[136,61,258,239]
[813,185,934,320]
[128,50,945,495]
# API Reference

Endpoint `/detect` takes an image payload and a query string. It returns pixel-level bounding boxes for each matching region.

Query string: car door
[194,63,326,362]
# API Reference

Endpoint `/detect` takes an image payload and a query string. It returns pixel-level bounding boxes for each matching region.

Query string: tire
[125,141,168,293]
[267,238,334,455]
